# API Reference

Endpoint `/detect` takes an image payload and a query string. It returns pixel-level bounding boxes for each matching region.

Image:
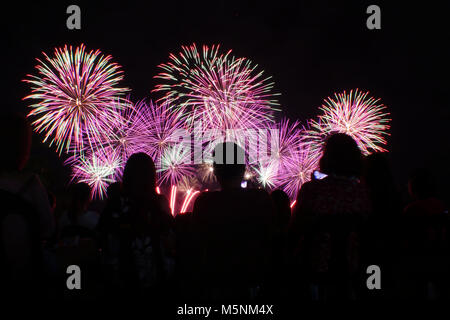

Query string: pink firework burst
[277,142,321,200]
[307,89,391,155]
[23,44,129,155]
[153,43,280,135]
[67,148,122,199]
[251,118,304,190]
[265,118,304,170]
[101,99,170,164]
[145,100,186,162]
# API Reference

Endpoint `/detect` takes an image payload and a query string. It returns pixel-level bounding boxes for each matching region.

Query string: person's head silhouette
[212,142,246,190]
[122,152,157,200]
[319,133,363,178]
[0,113,32,172]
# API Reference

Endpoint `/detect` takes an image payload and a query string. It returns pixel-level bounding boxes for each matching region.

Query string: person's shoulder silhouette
[193,142,272,224]
[191,142,273,289]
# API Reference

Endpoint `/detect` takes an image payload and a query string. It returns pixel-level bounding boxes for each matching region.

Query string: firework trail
[24,44,129,155]
[306,89,390,155]
[180,189,200,214]
[67,148,122,199]
[153,43,280,136]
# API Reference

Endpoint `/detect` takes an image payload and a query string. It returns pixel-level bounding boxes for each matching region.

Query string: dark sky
[1,1,449,199]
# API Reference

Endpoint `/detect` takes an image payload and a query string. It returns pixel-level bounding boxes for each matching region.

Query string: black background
[1,1,449,201]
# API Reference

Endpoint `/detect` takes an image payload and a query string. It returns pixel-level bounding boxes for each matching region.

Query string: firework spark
[307,89,390,155]
[24,44,129,155]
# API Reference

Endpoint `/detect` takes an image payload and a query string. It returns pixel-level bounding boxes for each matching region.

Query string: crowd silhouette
[1,113,449,303]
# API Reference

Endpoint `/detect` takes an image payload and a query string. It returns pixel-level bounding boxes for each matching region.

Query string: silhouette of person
[404,168,446,217]
[401,168,448,299]
[268,189,291,300]
[58,182,99,232]
[289,133,371,300]
[0,113,54,239]
[362,152,402,299]
[116,153,174,294]
[191,142,274,301]
[271,189,291,232]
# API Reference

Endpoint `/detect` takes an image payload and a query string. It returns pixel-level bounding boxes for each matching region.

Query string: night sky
[1,1,449,201]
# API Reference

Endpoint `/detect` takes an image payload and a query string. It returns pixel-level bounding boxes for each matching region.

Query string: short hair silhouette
[0,113,32,171]
[122,152,157,198]
[319,133,363,177]
[212,142,246,186]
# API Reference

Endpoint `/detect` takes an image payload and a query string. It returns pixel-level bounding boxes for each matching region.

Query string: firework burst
[99,99,152,163]
[197,161,217,184]
[153,43,280,134]
[177,175,201,193]
[307,89,390,155]
[266,118,304,169]
[157,143,195,185]
[254,160,280,189]
[23,44,129,155]
[277,143,321,200]
[68,148,122,199]
[145,100,186,162]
